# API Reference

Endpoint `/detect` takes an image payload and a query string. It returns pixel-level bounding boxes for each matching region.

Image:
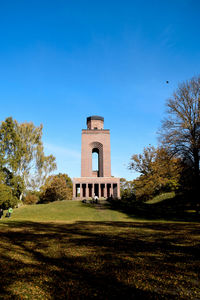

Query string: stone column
[80,183,83,199]
[73,182,76,199]
[86,183,89,199]
[117,183,120,199]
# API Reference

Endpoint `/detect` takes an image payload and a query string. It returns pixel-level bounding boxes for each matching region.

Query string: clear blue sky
[0,0,200,180]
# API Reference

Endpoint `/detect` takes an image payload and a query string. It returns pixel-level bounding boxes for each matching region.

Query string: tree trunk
[19,192,23,202]
[193,148,200,213]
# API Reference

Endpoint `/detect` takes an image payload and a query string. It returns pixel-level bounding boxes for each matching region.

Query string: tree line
[0,117,72,209]
[121,75,200,207]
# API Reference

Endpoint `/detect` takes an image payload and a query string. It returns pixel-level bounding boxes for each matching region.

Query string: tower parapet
[87,116,104,130]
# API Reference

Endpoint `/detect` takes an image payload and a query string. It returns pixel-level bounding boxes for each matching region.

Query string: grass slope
[146,192,176,204]
[1,200,133,223]
[0,200,200,299]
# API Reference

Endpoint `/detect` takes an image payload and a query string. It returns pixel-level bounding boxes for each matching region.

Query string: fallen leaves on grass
[0,221,200,299]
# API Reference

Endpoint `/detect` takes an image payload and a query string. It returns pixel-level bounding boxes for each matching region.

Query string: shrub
[23,193,39,205]
[0,183,18,209]
[40,175,72,203]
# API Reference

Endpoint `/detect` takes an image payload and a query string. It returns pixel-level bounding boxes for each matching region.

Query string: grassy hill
[1,200,135,223]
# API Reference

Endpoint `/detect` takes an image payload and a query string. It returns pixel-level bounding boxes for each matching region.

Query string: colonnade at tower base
[73,177,120,200]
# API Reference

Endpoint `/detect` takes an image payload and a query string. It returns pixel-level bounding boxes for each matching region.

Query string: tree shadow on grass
[0,220,200,299]
[102,196,200,223]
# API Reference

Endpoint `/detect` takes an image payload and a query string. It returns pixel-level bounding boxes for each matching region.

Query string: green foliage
[40,174,72,203]
[1,167,25,199]
[15,120,57,193]
[0,117,57,206]
[129,146,182,201]
[0,183,18,209]
[58,173,73,190]
[129,145,156,176]
[120,178,136,201]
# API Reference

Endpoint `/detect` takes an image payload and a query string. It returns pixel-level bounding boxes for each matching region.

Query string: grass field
[0,200,200,299]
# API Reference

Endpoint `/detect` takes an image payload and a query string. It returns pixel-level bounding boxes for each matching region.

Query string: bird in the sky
[166,81,169,84]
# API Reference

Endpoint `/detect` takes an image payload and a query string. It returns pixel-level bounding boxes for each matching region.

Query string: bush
[0,184,18,209]
[23,192,39,205]
[40,176,72,203]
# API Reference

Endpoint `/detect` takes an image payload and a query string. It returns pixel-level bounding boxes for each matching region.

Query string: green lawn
[2,200,134,223]
[0,200,200,299]
[146,192,176,204]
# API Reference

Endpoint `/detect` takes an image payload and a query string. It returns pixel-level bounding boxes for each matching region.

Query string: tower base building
[73,116,120,200]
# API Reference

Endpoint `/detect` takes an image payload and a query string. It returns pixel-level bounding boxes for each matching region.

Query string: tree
[40,173,72,203]
[0,117,20,173]
[0,184,18,209]
[129,146,182,201]
[2,167,25,199]
[23,192,39,205]
[129,146,156,176]
[29,154,57,192]
[57,173,73,191]
[120,178,135,200]
[0,117,57,201]
[159,76,200,192]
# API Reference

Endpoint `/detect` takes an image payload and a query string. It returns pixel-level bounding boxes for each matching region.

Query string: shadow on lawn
[104,196,200,222]
[0,220,200,299]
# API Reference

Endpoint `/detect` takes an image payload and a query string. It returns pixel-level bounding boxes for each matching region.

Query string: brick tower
[73,116,120,199]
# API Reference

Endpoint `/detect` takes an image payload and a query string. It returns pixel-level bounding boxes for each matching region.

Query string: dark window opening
[107,184,111,198]
[82,184,86,197]
[94,184,99,197]
[88,184,92,197]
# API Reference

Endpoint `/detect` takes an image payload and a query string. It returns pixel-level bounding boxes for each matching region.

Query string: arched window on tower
[92,148,99,177]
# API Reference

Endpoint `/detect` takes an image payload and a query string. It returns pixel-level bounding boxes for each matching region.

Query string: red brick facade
[73,116,120,199]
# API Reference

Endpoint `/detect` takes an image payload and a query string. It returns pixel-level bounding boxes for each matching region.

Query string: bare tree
[159,75,200,192]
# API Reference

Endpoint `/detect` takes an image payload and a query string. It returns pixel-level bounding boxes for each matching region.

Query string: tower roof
[87,116,104,123]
